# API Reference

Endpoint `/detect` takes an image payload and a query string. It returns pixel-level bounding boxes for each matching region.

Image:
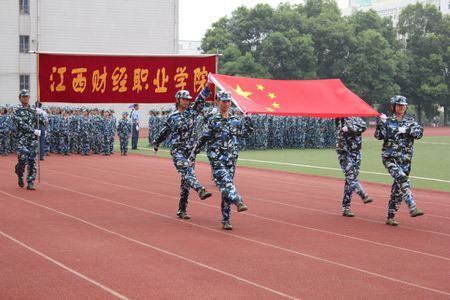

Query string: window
[19,0,29,15]
[19,35,29,53]
[20,75,30,91]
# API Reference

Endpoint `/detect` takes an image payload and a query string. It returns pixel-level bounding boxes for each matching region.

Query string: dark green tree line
[201,0,449,125]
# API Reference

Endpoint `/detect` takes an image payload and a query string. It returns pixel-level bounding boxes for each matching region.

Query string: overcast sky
[179,0,347,41]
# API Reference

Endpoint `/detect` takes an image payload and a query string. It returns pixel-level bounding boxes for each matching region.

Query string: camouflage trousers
[171,149,202,213]
[209,158,243,223]
[338,153,367,209]
[81,135,90,155]
[59,134,70,155]
[102,135,112,155]
[109,136,115,153]
[383,158,417,218]
[15,144,37,184]
[119,136,129,154]
[0,132,9,154]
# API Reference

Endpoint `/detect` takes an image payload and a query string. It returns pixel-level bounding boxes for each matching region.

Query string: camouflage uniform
[153,86,212,217]
[14,106,38,185]
[117,117,131,155]
[80,114,92,155]
[0,110,10,155]
[375,113,423,220]
[336,117,371,215]
[59,115,71,155]
[194,108,254,227]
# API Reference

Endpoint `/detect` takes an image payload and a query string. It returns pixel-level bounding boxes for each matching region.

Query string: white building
[0,0,179,114]
[178,40,202,55]
[342,0,450,21]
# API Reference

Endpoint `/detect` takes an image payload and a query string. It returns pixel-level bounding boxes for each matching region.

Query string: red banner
[38,53,217,103]
[209,74,380,117]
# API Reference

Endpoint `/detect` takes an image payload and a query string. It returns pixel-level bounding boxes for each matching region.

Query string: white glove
[380,113,387,123]
[341,126,348,132]
[136,125,140,131]
[36,108,44,115]
[34,129,41,137]
[398,126,406,134]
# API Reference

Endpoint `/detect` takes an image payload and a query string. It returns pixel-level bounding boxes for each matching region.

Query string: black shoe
[26,182,36,190]
[18,177,24,188]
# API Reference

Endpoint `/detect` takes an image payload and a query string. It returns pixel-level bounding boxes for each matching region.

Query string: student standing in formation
[191,90,253,230]
[14,89,42,190]
[118,111,132,156]
[335,117,373,217]
[375,95,424,226]
[153,84,213,220]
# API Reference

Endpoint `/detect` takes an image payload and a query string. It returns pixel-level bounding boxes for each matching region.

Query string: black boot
[18,177,24,188]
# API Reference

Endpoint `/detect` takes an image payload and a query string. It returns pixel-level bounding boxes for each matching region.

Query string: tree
[260,31,317,79]
[344,30,399,106]
[397,3,447,124]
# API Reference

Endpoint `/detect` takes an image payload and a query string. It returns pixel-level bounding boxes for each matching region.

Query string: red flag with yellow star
[208,73,380,117]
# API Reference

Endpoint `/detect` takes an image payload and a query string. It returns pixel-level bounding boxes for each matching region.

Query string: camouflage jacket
[117,119,131,137]
[153,86,210,152]
[336,117,367,154]
[14,107,37,147]
[374,115,423,162]
[196,113,254,161]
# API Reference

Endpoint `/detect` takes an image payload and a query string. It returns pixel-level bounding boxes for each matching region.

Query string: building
[0,0,179,115]
[178,40,202,55]
[342,0,450,21]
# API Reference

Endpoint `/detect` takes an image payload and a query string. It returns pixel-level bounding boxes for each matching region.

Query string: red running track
[0,153,449,299]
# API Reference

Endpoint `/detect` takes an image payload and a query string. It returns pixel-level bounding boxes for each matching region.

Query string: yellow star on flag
[266,107,274,112]
[268,92,276,99]
[271,102,280,109]
[256,84,265,91]
[234,85,253,99]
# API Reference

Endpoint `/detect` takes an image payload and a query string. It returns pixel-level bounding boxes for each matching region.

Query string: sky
[179,0,347,41]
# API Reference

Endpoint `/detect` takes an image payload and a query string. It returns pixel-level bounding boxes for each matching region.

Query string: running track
[0,153,449,299]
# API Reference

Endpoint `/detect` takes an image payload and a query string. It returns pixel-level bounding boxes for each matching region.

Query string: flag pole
[30,50,41,183]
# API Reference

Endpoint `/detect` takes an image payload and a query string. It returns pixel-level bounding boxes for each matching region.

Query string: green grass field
[120,136,450,193]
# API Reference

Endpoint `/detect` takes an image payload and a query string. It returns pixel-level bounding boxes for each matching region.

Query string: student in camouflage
[14,89,42,190]
[375,95,424,226]
[335,117,373,217]
[59,110,71,155]
[153,84,213,220]
[118,111,132,156]
[0,106,10,155]
[191,91,253,230]
[80,109,92,155]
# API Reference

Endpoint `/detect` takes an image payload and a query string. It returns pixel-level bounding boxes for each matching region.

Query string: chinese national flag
[209,73,380,117]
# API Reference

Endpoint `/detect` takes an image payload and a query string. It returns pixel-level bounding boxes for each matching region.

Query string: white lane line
[419,142,450,145]
[0,230,129,300]
[137,148,450,184]
[0,191,298,300]
[43,180,450,261]
[0,189,448,297]
[71,156,450,212]
[38,167,450,238]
